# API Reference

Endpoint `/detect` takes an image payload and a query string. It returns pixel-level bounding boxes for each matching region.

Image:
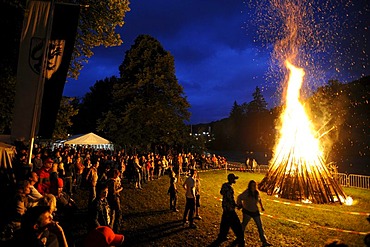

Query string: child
[168,171,179,212]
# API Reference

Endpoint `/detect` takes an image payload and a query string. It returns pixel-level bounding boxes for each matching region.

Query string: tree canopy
[98,35,191,150]
[53,97,79,140]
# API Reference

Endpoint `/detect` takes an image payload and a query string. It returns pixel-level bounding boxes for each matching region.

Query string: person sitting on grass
[167,171,179,212]
[237,180,271,247]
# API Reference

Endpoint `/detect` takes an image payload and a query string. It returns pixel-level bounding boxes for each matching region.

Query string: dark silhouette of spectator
[74,157,85,192]
[63,156,75,196]
[167,171,178,212]
[50,163,59,196]
[32,153,43,172]
[83,226,124,247]
[215,173,244,246]
[107,169,123,232]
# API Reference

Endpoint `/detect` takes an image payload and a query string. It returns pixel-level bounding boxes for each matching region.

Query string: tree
[247,86,268,113]
[98,35,191,150]
[72,76,117,134]
[52,97,79,140]
[70,0,130,78]
[229,101,243,120]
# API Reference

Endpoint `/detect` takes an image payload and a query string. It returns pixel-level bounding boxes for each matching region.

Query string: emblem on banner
[29,37,45,75]
[28,38,65,78]
[45,40,65,79]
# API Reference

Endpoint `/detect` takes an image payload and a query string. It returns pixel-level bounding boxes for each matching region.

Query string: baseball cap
[84,226,124,247]
[44,158,54,164]
[57,178,64,188]
[227,173,239,181]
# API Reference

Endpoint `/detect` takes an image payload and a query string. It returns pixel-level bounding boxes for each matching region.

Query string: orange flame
[270,60,323,175]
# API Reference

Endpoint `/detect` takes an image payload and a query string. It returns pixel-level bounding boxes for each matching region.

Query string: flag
[11,0,52,141]
[38,3,80,138]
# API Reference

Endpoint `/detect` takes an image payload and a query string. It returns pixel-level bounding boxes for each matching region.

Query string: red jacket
[36,167,51,195]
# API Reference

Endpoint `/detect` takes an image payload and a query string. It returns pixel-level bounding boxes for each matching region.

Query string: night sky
[63,0,369,124]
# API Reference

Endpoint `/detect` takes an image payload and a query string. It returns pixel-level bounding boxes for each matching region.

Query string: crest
[45,39,65,79]
[28,38,65,79]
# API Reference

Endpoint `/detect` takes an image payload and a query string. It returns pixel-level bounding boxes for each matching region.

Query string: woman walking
[237,180,271,246]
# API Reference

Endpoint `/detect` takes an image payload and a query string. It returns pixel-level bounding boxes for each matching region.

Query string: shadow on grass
[123,209,172,220]
[123,219,187,246]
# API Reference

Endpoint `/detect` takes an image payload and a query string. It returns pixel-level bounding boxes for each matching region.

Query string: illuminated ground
[111,170,368,246]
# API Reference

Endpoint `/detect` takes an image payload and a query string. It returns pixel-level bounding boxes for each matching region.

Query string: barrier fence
[226,162,370,190]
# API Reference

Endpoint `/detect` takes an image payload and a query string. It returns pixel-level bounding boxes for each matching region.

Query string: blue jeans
[241,212,267,244]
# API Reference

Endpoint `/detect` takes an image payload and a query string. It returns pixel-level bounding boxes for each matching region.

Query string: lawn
[116,170,370,247]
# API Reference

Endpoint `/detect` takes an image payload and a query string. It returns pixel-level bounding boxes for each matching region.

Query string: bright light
[343,196,353,206]
[261,60,350,204]
[270,61,323,175]
[301,199,312,204]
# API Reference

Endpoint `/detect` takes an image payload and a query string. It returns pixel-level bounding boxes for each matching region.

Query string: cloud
[63,0,369,125]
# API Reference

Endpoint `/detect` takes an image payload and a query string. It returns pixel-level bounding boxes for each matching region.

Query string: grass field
[117,170,370,247]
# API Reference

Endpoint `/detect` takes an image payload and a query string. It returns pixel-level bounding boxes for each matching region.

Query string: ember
[258,0,352,204]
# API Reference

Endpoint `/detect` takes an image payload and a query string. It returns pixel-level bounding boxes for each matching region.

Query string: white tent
[0,142,17,193]
[64,132,113,150]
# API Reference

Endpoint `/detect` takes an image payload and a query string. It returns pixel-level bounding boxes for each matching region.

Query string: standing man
[216,173,245,246]
[89,184,111,231]
[182,169,197,229]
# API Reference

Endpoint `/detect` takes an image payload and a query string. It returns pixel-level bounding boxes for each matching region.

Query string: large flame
[271,61,323,175]
[264,60,352,205]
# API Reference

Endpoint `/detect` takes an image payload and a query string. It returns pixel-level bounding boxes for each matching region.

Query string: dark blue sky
[63,0,369,124]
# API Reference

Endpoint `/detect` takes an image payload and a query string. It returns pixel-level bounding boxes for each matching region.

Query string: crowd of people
[0,143,230,247]
[0,143,358,247]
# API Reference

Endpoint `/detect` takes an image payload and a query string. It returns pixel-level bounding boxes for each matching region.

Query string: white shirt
[184,176,195,198]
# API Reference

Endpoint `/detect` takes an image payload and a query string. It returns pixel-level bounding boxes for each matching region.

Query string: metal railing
[332,173,370,189]
[348,174,370,189]
[334,172,348,187]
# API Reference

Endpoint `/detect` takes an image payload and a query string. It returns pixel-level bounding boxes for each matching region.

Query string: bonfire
[259,60,351,204]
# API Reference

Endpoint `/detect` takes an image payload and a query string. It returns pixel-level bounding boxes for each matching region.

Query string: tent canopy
[64,132,111,145]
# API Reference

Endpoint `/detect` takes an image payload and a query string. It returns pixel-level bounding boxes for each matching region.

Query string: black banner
[38,3,80,138]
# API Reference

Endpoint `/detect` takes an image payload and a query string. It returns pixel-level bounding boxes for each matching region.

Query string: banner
[11,0,52,141]
[38,3,80,138]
